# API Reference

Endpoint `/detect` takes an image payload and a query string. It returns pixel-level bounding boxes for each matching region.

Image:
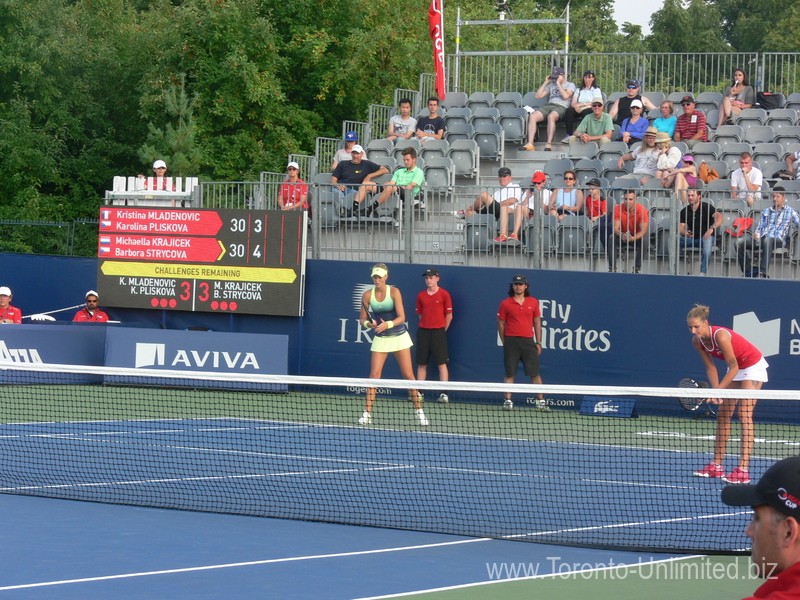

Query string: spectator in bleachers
[585,178,613,245]
[609,78,656,126]
[673,95,707,148]
[277,162,308,211]
[786,148,800,181]
[552,170,584,220]
[653,101,677,137]
[497,171,551,242]
[331,131,359,171]
[455,166,521,226]
[618,127,659,183]
[562,69,602,143]
[568,96,613,147]
[139,160,176,191]
[331,145,389,217]
[737,186,800,278]
[679,187,722,276]
[718,68,755,127]
[618,99,649,145]
[387,98,417,142]
[371,147,425,215]
[661,154,698,204]
[607,189,649,273]
[415,97,446,144]
[654,132,683,185]
[522,66,576,152]
[0,286,21,324]
[731,152,764,208]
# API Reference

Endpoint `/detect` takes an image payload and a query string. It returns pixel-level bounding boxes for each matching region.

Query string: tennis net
[2,361,799,554]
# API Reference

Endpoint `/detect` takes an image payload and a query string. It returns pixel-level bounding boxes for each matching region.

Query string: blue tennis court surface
[0,413,768,552]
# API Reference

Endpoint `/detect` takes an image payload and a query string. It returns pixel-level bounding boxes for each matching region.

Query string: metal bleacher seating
[466,92,495,112]
[720,142,753,170]
[704,178,733,204]
[691,141,721,160]
[392,138,421,165]
[752,142,785,164]
[447,139,480,180]
[423,156,455,191]
[695,92,723,114]
[767,109,798,129]
[493,92,522,111]
[667,91,690,104]
[602,156,631,181]
[521,92,546,110]
[444,122,474,143]
[558,215,592,256]
[786,143,800,162]
[444,107,472,129]
[366,139,394,161]
[567,141,599,160]
[706,109,720,130]
[735,108,768,128]
[574,158,602,184]
[106,176,199,207]
[707,160,730,179]
[497,106,527,144]
[372,156,397,172]
[776,126,800,147]
[543,157,574,179]
[465,213,497,252]
[760,161,788,181]
[712,125,744,145]
[525,214,558,256]
[743,125,777,145]
[440,92,467,110]
[596,141,628,162]
[470,107,500,128]
[419,139,449,162]
[473,123,503,161]
[642,91,665,107]
[785,93,800,112]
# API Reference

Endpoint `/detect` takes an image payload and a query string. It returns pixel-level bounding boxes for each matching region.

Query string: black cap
[722,457,800,519]
[511,274,528,285]
[681,95,695,104]
[586,178,601,187]
[422,268,440,277]
[498,167,512,177]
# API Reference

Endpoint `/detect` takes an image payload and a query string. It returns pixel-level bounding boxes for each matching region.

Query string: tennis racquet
[361,300,382,327]
[678,378,717,418]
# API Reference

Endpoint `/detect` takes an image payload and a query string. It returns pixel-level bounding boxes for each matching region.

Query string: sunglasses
[631,106,642,109]
[627,85,638,89]
[287,167,299,170]
[592,103,603,107]
[564,176,575,181]
[681,102,693,106]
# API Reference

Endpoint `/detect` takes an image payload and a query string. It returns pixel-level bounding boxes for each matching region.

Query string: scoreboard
[96,207,307,316]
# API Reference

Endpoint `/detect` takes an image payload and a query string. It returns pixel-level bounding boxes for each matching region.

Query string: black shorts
[503,336,540,378]
[416,327,449,366]
[477,202,501,219]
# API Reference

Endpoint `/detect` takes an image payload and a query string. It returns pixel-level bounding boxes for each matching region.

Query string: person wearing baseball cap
[73,290,110,323]
[496,274,550,413]
[278,161,308,211]
[618,98,649,146]
[0,286,22,324]
[415,267,453,404]
[609,78,656,126]
[522,65,575,152]
[674,94,708,148]
[331,145,389,217]
[721,456,800,593]
[139,159,177,192]
[331,132,359,171]
[454,167,522,229]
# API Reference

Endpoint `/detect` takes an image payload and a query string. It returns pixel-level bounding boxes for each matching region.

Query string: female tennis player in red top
[687,304,768,484]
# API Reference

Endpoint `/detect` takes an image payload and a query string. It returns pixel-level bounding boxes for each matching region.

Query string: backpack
[756,91,781,111]
[698,162,720,184]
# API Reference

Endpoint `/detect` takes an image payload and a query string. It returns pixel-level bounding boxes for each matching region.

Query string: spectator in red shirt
[496,274,550,412]
[607,189,649,273]
[73,290,110,322]
[415,267,453,402]
[277,162,308,210]
[0,286,21,324]
[673,95,707,148]
[721,456,800,599]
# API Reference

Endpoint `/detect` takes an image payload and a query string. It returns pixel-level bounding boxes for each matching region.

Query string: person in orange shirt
[606,189,649,273]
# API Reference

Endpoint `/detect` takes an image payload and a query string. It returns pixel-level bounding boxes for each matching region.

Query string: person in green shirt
[568,96,613,146]
[371,147,426,213]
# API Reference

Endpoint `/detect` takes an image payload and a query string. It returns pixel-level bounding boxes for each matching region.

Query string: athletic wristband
[362,320,371,328]
[386,320,394,329]
[534,341,541,346]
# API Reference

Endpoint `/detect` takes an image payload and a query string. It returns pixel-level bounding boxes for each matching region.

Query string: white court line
[349,554,707,600]
[0,538,491,592]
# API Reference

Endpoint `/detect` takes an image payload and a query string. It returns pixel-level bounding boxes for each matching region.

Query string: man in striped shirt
[737,186,800,277]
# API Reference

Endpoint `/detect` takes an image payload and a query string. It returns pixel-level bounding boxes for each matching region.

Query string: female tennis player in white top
[358,263,427,426]
[687,304,768,485]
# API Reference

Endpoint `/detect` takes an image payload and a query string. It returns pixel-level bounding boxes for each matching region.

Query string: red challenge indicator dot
[169,299,177,308]
[220,301,229,311]
[160,298,168,308]
[211,301,219,310]
[229,302,238,311]
[150,298,159,308]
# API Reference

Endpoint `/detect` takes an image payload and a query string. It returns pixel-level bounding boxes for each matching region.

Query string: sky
[612,0,664,35]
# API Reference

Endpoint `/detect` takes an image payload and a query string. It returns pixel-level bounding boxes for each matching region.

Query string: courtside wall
[2,253,797,389]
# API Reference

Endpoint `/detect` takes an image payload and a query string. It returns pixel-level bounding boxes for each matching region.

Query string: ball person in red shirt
[415,267,453,403]
[496,274,550,412]
[73,290,110,322]
[0,286,22,324]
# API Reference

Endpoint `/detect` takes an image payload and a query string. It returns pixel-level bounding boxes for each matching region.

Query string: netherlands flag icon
[99,236,111,245]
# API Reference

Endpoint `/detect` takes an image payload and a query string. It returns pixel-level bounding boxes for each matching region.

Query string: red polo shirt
[497,296,540,338]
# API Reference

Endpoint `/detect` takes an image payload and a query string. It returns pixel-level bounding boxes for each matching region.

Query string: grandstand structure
[198,52,800,280]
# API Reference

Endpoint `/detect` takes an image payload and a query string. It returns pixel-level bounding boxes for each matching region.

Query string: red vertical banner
[428,0,446,100]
